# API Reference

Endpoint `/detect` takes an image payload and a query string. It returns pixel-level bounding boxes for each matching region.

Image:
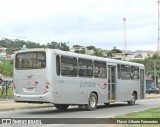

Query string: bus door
[108,65,116,101]
[140,69,145,99]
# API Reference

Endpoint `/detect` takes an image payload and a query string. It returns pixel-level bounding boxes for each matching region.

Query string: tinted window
[16,52,46,69]
[131,66,139,80]
[94,61,107,78]
[121,65,131,80]
[56,55,60,76]
[61,56,77,76]
[117,64,121,79]
[78,59,93,77]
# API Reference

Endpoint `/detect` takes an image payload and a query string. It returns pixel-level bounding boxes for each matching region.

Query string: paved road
[0,99,160,119]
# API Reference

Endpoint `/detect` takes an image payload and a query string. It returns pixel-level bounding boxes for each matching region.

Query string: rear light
[46,85,49,89]
[13,82,16,89]
[44,80,50,93]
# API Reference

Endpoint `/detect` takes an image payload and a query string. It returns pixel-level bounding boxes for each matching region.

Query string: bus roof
[15,48,144,68]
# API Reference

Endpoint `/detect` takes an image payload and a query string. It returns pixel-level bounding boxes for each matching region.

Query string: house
[70,45,84,52]
[0,47,7,60]
[133,50,148,60]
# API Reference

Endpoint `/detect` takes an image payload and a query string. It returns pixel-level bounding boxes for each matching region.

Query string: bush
[0,61,13,77]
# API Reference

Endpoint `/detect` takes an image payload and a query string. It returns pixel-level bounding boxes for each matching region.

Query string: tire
[127,93,136,105]
[54,104,69,110]
[85,93,98,111]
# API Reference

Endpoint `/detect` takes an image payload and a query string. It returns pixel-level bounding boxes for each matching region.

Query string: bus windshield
[15,52,46,69]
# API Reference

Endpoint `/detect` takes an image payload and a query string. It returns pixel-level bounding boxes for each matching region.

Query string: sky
[0,0,159,51]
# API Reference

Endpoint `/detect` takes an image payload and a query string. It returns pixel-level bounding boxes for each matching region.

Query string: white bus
[13,48,145,111]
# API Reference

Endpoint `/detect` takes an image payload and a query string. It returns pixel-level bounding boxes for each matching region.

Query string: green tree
[94,49,104,57]
[0,61,13,77]
[60,42,70,51]
[47,41,59,49]
[47,41,70,51]
[86,46,96,50]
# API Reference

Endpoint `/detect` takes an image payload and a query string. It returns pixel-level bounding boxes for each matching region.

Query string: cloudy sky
[0,0,159,51]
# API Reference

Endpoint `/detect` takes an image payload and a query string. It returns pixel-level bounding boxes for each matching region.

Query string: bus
[13,48,145,111]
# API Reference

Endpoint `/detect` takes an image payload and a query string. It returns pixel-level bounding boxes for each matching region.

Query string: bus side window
[94,61,107,78]
[121,65,131,80]
[78,59,93,77]
[61,56,77,77]
[117,64,121,79]
[56,55,60,76]
[131,66,139,80]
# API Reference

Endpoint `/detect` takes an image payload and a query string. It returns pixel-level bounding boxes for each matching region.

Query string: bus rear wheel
[85,93,97,111]
[127,93,136,105]
[54,104,69,110]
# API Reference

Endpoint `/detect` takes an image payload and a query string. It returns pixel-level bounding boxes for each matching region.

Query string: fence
[0,78,13,98]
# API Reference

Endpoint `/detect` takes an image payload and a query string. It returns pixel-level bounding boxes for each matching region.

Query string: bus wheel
[127,93,136,105]
[54,104,69,110]
[85,93,97,111]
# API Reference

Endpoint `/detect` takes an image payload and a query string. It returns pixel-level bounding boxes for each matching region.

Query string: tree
[60,42,70,51]
[86,46,96,50]
[47,41,70,51]
[94,49,104,57]
[107,46,122,58]
[47,41,59,49]
[111,46,122,53]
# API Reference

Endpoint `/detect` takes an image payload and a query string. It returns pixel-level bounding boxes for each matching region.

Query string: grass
[0,88,13,99]
[115,107,160,118]
[114,107,160,127]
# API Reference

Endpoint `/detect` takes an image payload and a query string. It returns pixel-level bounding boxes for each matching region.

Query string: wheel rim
[90,96,96,108]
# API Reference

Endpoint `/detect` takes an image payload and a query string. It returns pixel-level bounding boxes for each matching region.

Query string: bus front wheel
[127,93,136,105]
[54,104,69,110]
[85,93,98,111]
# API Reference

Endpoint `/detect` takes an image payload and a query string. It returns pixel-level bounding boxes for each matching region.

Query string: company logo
[2,119,11,124]
[97,81,107,89]
[29,80,38,86]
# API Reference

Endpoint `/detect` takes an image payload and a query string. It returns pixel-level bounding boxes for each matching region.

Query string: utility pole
[154,61,157,87]
[157,1,160,53]
[123,17,127,55]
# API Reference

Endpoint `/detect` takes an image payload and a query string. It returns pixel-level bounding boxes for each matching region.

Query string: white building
[0,47,7,60]
[70,45,84,52]
[133,50,148,60]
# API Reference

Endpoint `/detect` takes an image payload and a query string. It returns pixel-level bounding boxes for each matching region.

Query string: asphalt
[0,100,53,111]
[0,94,159,111]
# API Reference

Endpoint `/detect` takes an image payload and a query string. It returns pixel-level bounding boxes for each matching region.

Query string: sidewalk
[0,99,53,111]
[145,93,160,98]
[0,94,159,111]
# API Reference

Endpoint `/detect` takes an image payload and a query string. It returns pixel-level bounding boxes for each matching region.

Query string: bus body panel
[13,49,145,106]
[14,69,47,95]
[116,80,140,101]
[52,76,108,104]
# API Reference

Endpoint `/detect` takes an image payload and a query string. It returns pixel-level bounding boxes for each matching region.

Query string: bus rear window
[15,52,46,69]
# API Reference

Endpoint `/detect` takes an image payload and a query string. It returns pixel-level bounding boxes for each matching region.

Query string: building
[133,50,148,60]
[0,47,7,60]
[70,45,84,52]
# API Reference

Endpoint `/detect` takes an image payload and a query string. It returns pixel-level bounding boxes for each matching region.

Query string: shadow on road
[22,102,140,115]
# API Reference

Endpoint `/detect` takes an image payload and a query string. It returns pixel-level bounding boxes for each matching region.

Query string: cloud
[0,0,159,51]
